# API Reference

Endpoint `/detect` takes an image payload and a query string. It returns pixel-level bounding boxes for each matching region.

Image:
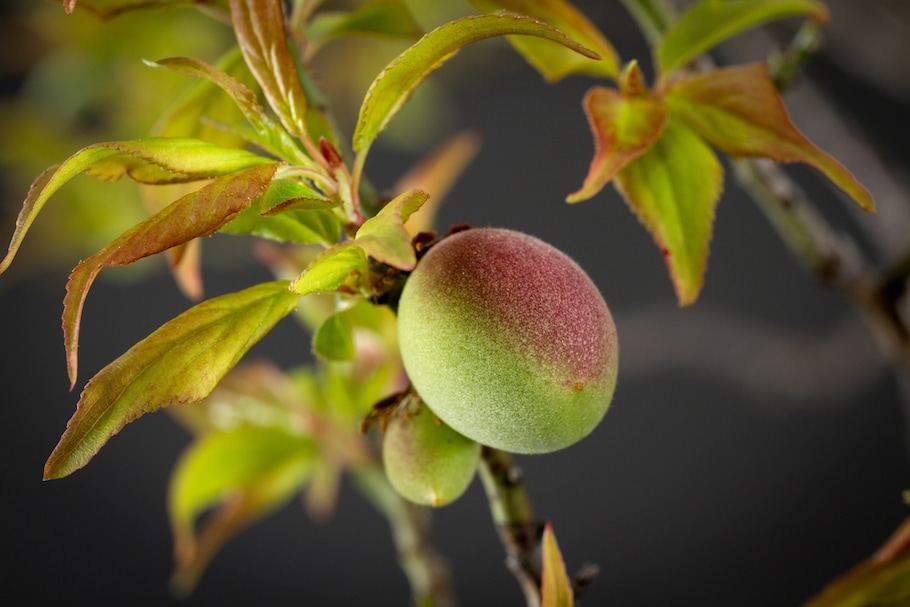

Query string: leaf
[541,523,575,607]
[62,163,279,387]
[353,12,600,157]
[469,0,618,81]
[307,0,423,47]
[567,67,669,203]
[0,138,274,275]
[257,177,338,215]
[44,280,300,480]
[804,515,910,607]
[666,62,874,211]
[221,172,342,247]
[289,242,370,297]
[313,311,356,361]
[657,0,830,76]
[355,189,428,270]
[150,47,255,149]
[169,425,315,595]
[229,0,308,137]
[221,204,341,246]
[146,56,307,163]
[65,0,228,18]
[167,360,305,435]
[614,116,723,306]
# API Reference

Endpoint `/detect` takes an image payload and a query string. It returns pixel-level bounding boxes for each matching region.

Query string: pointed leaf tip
[614,117,723,306]
[62,163,279,388]
[353,12,600,159]
[667,62,874,212]
[541,523,574,607]
[45,281,299,480]
[567,85,668,203]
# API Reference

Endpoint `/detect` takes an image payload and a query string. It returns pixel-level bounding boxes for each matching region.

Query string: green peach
[382,403,480,507]
[396,228,618,454]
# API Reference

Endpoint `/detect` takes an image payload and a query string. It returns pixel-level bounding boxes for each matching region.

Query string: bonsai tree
[2,0,908,605]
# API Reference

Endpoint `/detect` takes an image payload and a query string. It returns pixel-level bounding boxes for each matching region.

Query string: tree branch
[478,447,542,607]
[351,462,457,607]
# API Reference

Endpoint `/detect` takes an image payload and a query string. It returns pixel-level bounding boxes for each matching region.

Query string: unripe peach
[397,228,618,454]
[382,403,480,507]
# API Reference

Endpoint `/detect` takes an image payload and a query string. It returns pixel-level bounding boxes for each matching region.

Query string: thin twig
[351,461,457,607]
[478,447,542,607]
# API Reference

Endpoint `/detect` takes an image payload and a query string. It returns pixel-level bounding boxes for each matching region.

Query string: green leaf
[469,0,618,81]
[258,177,339,215]
[541,523,574,607]
[353,12,600,157]
[169,425,315,595]
[65,0,228,18]
[657,0,829,76]
[289,242,370,297]
[221,171,342,246]
[614,116,723,306]
[221,204,341,246]
[63,163,280,387]
[0,138,274,275]
[567,71,669,203]
[313,311,356,361]
[804,515,910,607]
[307,0,423,47]
[355,189,428,270]
[44,281,300,480]
[229,0,308,137]
[666,62,874,212]
[146,56,307,163]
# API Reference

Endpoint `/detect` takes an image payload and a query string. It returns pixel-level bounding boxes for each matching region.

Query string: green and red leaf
[614,116,723,306]
[657,0,829,77]
[45,281,300,480]
[567,67,669,203]
[0,138,274,275]
[229,0,309,137]
[169,425,315,595]
[355,188,429,270]
[146,56,307,163]
[353,12,600,158]
[63,163,280,387]
[666,62,874,211]
[541,522,574,607]
[470,0,618,81]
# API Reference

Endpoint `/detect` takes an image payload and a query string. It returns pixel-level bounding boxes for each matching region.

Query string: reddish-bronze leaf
[666,62,874,211]
[229,0,308,137]
[63,163,279,388]
[567,77,669,203]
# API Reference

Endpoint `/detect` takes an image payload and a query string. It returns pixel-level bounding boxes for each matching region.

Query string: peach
[396,228,618,454]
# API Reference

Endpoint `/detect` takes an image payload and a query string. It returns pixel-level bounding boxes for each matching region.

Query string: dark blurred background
[1,1,908,605]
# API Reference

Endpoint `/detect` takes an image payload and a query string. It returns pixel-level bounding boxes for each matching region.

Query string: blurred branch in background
[617,302,885,405]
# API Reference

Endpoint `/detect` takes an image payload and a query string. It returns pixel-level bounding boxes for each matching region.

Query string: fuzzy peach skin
[383,405,481,507]
[397,228,618,454]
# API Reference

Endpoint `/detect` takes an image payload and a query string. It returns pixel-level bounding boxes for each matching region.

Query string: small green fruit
[397,228,618,454]
[382,403,480,507]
